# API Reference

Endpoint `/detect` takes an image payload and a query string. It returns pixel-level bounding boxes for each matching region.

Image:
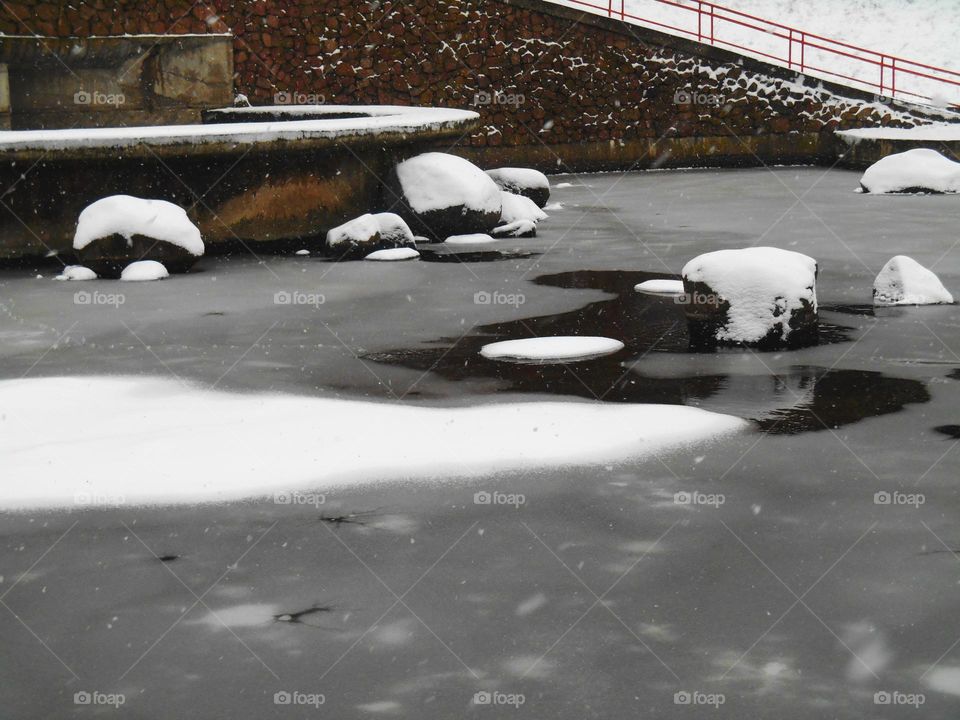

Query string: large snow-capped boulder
[873,255,954,306]
[325,212,415,259]
[859,148,960,194]
[73,195,204,278]
[388,153,502,240]
[485,167,551,208]
[681,247,819,348]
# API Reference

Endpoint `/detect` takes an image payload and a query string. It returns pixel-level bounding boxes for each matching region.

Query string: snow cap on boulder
[873,255,954,306]
[498,190,547,236]
[389,153,502,240]
[859,148,960,194]
[74,195,203,278]
[681,247,818,348]
[326,212,416,259]
[486,167,551,208]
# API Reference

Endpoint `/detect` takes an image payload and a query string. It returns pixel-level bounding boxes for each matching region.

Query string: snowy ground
[3,167,960,718]
[549,0,960,103]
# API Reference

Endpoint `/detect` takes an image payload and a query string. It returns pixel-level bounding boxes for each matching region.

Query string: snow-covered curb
[0,376,747,510]
[837,123,960,143]
[0,105,479,153]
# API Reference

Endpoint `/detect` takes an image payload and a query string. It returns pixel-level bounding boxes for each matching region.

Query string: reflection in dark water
[418,248,539,263]
[948,369,960,381]
[934,424,960,439]
[367,271,928,433]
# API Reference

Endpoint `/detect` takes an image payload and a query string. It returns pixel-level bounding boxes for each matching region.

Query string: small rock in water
[445,233,497,245]
[873,255,953,306]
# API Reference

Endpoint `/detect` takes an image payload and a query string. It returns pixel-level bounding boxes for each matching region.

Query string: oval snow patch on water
[364,247,420,261]
[634,279,684,296]
[120,260,169,281]
[54,265,97,281]
[480,336,625,363]
[445,234,497,245]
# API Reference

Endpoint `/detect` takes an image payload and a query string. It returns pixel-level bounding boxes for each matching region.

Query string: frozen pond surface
[3,167,960,718]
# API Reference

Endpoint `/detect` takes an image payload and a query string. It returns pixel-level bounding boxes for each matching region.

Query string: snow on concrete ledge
[0,105,479,154]
[0,376,747,510]
[838,123,960,143]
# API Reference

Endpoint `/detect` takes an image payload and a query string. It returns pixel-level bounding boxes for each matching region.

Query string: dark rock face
[76,234,200,278]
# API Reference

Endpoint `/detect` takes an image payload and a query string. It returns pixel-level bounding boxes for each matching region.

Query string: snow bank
[481,337,625,363]
[73,195,204,255]
[445,234,497,245]
[364,247,420,261]
[499,191,548,225]
[394,152,501,215]
[873,255,954,305]
[634,279,684,296]
[0,376,747,509]
[859,149,960,194]
[54,265,97,281]
[120,260,169,281]
[681,247,818,345]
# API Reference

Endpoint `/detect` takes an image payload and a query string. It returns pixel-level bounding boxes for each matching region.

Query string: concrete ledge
[834,127,960,169]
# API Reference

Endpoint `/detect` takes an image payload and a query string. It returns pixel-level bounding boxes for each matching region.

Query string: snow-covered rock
[492,219,538,238]
[364,247,420,261]
[497,191,547,237]
[54,265,97,281]
[681,247,819,347]
[873,255,954,305]
[634,279,684,296]
[120,260,169,281]
[325,212,415,259]
[859,148,960,194]
[389,152,502,240]
[480,336,625,363]
[444,234,497,245]
[486,167,551,208]
[74,195,203,277]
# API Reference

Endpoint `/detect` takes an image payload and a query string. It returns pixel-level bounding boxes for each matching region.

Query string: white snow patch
[682,247,818,344]
[859,149,960,193]
[0,376,746,510]
[445,234,497,245]
[499,191,548,225]
[486,167,550,193]
[54,265,97,281]
[634,279,684,296]
[74,195,204,256]
[492,219,537,237]
[481,336,625,363]
[120,260,169,282]
[294,249,310,256]
[395,152,501,214]
[873,255,953,305]
[364,247,420,261]
[543,202,564,211]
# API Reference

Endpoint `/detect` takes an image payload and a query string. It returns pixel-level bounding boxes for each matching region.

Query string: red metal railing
[551,0,960,104]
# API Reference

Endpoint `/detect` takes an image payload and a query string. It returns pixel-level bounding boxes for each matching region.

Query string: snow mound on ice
[364,247,420,261]
[682,247,818,344]
[120,260,169,281]
[0,376,747,509]
[499,191,548,225]
[395,152,501,214]
[859,149,960,194]
[74,195,204,255]
[481,336,625,363]
[873,255,954,305]
[54,265,97,281]
[445,234,497,245]
[634,279,684,295]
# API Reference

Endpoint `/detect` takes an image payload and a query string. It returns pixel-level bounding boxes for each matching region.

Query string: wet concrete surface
[3,167,960,718]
